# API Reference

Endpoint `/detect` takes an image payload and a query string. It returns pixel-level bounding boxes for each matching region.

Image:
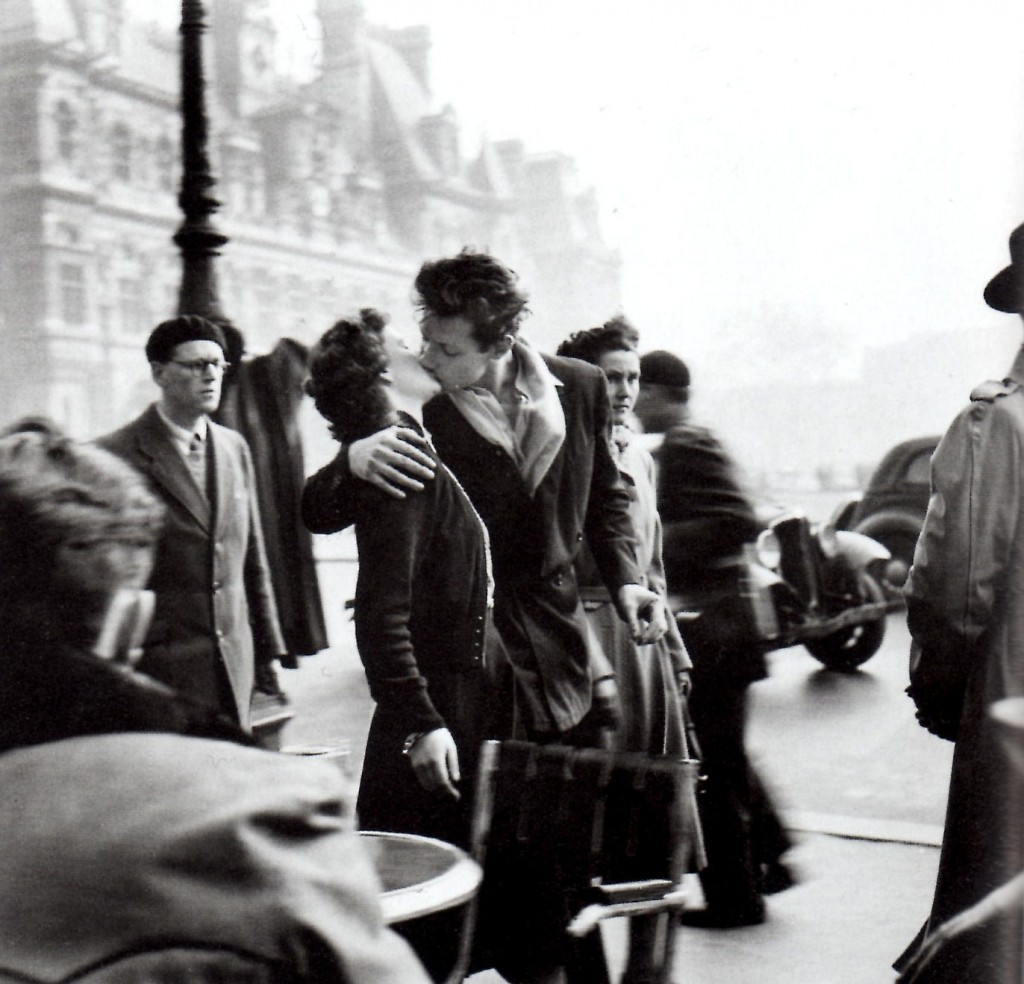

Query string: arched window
[111,123,131,181]
[55,101,76,163]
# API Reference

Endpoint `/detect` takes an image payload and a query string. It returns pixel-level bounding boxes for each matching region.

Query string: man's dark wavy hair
[305,309,393,444]
[556,315,638,366]
[414,249,529,348]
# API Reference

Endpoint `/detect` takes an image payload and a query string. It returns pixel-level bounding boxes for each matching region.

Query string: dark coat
[216,339,327,658]
[343,423,492,845]
[99,404,286,726]
[654,421,762,598]
[303,354,640,733]
[0,644,254,755]
[896,354,1024,983]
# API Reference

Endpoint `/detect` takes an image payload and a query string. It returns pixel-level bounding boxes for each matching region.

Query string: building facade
[0,0,622,437]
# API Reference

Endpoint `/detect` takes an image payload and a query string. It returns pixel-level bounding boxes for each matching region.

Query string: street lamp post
[174,0,229,321]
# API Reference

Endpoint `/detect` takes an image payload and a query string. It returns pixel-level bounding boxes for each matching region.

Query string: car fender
[853,509,923,542]
[835,529,891,568]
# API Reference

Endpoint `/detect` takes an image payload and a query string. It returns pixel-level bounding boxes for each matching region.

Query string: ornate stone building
[0,0,622,436]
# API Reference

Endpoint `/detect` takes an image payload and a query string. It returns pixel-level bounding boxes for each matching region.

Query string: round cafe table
[360,830,483,925]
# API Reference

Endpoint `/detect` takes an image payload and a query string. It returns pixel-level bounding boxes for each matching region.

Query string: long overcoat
[897,347,1024,983]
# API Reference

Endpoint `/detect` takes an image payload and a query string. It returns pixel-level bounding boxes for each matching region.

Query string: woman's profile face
[597,348,641,426]
[381,325,442,406]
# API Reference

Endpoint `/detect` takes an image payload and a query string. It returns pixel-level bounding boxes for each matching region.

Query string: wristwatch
[402,732,426,756]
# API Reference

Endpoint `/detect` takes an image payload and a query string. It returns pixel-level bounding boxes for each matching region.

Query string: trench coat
[896,346,1024,983]
[100,404,286,726]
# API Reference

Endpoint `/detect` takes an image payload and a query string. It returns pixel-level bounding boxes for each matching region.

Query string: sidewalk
[282,557,941,984]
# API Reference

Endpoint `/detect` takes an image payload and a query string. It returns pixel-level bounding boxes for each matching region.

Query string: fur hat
[984,223,1024,314]
[145,315,228,363]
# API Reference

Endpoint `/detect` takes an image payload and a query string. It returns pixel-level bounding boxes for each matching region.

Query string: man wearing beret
[99,315,289,729]
[895,224,1024,983]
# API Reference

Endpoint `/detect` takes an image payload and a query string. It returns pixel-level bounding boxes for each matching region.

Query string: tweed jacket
[99,404,286,726]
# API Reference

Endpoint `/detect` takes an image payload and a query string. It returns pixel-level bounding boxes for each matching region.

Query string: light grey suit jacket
[99,404,285,725]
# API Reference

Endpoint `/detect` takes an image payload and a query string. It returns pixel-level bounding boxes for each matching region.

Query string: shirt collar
[155,402,208,445]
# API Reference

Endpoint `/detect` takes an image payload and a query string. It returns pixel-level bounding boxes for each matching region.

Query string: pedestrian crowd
[0,235,1022,984]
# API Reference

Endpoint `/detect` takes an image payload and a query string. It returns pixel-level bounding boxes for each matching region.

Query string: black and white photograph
[1,1,1023,981]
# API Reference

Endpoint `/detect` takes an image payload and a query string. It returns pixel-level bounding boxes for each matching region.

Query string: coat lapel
[209,422,236,539]
[134,405,211,531]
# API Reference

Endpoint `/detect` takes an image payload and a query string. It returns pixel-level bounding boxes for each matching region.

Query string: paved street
[279,548,951,983]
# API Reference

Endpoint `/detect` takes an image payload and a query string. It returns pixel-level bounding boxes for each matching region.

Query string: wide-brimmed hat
[984,223,1024,313]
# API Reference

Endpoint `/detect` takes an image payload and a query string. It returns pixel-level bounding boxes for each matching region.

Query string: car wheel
[804,573,887,671]
[871,530,918,588]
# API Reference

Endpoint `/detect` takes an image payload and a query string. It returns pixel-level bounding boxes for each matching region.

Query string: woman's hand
[407,728,461,799]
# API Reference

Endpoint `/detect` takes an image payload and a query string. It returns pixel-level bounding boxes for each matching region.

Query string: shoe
[759,861,797,895]
[677,905,766,929]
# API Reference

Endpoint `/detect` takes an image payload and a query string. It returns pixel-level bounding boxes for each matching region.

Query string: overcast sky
[279,1,1024,380]
[145,1,1024,382]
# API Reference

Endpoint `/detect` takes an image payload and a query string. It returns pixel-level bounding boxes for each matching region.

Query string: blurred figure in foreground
[895,223,1024,983]
[558,320,695,983]
[635,351,793,928]
[99,315,291,729]
[0,427,429,983]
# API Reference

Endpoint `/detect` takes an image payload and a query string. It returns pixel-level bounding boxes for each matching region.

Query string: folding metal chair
[456,740,705,984]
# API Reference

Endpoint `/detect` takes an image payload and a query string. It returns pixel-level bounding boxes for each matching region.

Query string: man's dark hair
[145,315,227,364]
[414,249,529,349]
[556,318,637,366]
[305,309,393,445]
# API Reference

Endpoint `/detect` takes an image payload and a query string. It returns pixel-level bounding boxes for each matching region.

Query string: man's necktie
[187,434,207,498]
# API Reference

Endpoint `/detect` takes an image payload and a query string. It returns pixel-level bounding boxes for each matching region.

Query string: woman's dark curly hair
[305,309,394,444]
[556,315,639,366]
[414,249,530,348]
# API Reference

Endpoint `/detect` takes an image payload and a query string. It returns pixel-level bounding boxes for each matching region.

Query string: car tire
[804,572,887,671]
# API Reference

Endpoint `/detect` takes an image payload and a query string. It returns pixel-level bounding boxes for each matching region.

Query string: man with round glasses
[99,315,289,728]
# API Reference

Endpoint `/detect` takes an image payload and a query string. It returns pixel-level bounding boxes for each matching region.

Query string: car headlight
[755,529,782,569]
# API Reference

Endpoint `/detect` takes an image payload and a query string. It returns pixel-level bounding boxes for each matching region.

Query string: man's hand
[617,583,669,644]
[349,425,436,499]
[407,728,461,799]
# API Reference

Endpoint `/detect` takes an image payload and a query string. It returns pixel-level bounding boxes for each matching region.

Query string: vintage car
[831,436,937,585]
[830,435,939,584]
[674,510,904,673]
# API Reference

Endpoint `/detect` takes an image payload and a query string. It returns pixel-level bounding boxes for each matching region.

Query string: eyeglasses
[168,359,232,376]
